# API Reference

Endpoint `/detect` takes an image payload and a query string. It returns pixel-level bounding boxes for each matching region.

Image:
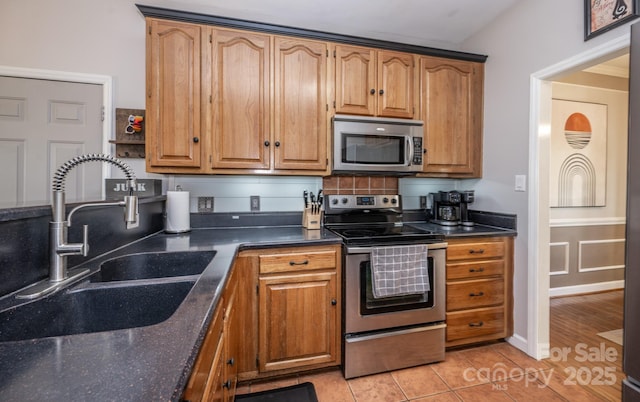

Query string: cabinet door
[335,45,376,116]
[377,50,415,118]
[146,19,203,168]
[211,29,271,170]
[258,271,337,372]
[419,57,483,176]
[273,37,328,171]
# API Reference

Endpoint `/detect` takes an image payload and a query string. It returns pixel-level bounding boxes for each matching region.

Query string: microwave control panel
[412,137,423,165]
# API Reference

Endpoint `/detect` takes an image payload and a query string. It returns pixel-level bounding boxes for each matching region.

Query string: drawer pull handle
[469,292,485,297]
[289,259,309,266]
[469,321,484,327]
[469,267,485,273]
[469,249,485,254]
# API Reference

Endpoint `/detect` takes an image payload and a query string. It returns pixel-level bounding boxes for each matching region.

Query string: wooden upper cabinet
[377,50,415,118]
[211,29,270,170]
[146,19,203,169]
[419,56,484,177]
[335,45,415,118]
[335,45,376,115]
[273,37,329,171]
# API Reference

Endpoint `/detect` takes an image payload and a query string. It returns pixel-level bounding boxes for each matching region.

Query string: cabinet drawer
[447,260,504,280]
[259,250,336,274]
[446,278,504,311]
[446,306,505,342]
[447,241,505,261]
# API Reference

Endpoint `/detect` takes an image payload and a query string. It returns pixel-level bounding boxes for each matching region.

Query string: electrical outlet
[250,195,260,212]
[419,196,427,209]
[197,196,214,213]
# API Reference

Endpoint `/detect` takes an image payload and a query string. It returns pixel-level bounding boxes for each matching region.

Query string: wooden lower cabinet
[183,265,239,402]
[238,244,342,380]
[445,236,514,347]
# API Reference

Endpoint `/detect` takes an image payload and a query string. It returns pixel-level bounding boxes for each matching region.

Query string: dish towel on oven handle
[370,244,430,298]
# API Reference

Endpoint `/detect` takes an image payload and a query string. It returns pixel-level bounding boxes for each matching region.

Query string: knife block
[302,207,322,230]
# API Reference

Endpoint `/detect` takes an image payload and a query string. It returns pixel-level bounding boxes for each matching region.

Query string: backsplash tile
[323,175,399,195]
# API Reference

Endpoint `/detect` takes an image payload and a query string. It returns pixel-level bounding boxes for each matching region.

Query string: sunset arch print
[550,99,607,207]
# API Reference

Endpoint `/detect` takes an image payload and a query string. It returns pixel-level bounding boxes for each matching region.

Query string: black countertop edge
[0,195,166,222]
[0,226,341,402]
[136,4,488,63]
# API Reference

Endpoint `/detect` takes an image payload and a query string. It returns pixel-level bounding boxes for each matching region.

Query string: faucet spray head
[124,179,139,229]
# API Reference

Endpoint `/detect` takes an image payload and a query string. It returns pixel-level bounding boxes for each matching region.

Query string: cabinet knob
[222,380,231,389]
[370,88,376,95]
[331,299,337,306]
[379,89,384,95]
[275,141,281,147]
[264,140,270,147]
[193,137,199,143]
[468,321,484,327]
[227,357,235,366]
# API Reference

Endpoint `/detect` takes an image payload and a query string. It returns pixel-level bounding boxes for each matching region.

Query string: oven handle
[346,242,448,254]
[345,323,447,342]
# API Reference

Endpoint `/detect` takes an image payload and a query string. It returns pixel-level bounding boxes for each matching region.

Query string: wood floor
[548,290,624,401]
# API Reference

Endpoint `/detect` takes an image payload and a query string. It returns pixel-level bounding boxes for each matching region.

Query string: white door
[0,76,103,206]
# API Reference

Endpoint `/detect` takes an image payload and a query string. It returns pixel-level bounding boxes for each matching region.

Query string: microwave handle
[406,136,414,166]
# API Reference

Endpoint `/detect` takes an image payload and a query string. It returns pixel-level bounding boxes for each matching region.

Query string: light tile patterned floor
[236,342,611,401]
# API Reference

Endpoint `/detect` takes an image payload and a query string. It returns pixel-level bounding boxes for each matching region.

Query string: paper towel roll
[165,190,191,233]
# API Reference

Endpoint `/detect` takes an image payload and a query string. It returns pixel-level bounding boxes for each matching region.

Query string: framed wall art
[549,99,608,208]
[585,0,640,40]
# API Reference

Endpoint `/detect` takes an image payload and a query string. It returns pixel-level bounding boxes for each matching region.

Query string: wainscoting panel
[549,222,625,292]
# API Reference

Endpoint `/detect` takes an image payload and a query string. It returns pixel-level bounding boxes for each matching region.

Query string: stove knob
[391,198,398,204]
[341,198,349,204]
[331,198,338,205]
[382,197,389,204]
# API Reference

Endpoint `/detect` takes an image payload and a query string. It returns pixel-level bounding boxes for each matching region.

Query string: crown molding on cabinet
[136,4,488,63]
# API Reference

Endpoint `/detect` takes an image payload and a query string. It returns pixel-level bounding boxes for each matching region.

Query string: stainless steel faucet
[17,154,139,299]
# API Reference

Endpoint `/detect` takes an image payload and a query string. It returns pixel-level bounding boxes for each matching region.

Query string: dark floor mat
[234,382,318,402]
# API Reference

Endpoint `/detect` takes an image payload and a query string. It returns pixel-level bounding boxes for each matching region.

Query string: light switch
[515,175,526,192]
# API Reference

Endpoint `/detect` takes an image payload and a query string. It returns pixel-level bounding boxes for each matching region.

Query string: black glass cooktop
[327,224,444,246]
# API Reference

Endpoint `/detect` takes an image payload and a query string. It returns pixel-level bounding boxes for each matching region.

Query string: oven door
[344,243,446,334]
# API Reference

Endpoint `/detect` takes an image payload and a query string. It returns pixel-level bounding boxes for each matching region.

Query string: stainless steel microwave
[332,114,424,174]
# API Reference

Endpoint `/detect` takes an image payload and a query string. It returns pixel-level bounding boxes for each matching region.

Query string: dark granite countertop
[406,221,517,237]
[0,226,341,401]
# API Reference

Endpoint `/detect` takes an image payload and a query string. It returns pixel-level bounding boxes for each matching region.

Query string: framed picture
[549,99,608,208]
[585,0,640,40]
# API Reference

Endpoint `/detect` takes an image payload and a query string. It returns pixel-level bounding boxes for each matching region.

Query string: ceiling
[584,54,630,78]
[148,0,525,49]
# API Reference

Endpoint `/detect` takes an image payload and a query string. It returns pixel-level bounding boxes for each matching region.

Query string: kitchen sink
[91,250,216,282]
[0,280,195,342]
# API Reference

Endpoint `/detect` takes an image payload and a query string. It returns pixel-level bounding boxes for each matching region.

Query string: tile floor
[236,341,610,401]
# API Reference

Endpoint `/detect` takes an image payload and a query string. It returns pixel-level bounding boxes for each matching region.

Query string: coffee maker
[430,191,462,226]
[459,190,475,226]
[429,190,475,226]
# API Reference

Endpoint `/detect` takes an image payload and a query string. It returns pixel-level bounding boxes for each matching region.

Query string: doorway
[0,66,112,206]
[529,34,630,360]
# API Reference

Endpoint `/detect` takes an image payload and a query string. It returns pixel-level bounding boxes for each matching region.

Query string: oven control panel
[325,194,401,211]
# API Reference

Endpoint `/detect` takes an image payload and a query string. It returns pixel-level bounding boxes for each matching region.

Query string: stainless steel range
[324,194,447,379]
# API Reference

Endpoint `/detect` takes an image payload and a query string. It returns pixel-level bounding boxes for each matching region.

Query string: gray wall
[460,0,632,350]
[550,224,625,290]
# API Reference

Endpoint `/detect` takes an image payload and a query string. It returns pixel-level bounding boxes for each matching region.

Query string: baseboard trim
[549,280,624,297]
